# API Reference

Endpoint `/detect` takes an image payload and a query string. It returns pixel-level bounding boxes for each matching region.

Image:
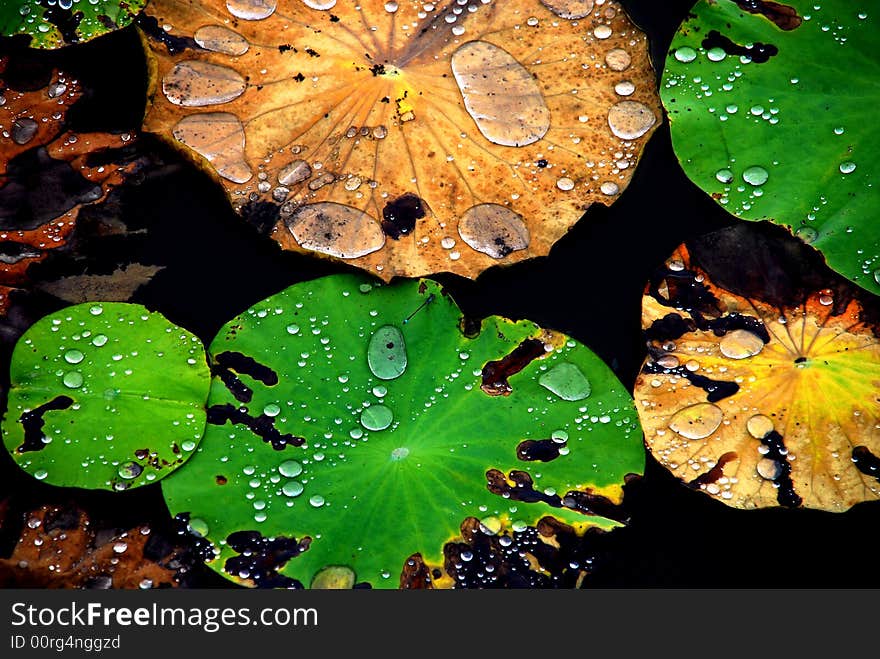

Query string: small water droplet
[92,334,108,347]
[839,161,856,174]
[372,385,388,397]
[796,226,818,243]
[89,305,103,316]
[309,494,325,508]
[263,403,281,417]
[188,518,209,537]
[286,324,301,335]
[34,469,48,480]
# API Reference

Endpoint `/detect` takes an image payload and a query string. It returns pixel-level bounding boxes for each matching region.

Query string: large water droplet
[309,495,325,508]
[360,405,393,431]
[367,325,407,380]
[62,371,83,389]
[607,101,656,140]
[715,168,734,184]
[92,334,108,347]
[118,461,143,480]
[282,480,304,497]
[756,458,782,480]
[188,518,209,537]
[278,460,303,477]
[263,403,281,417]
[226,0,276,20]
[742,166,769,186]
[538,362,591,401]
[674,46,697,63]
[668,403,723,439]
[795,226,818,243]
[64,350,84,364]
[311,565,356,589]
[839,161,856,174]
[719,329,764,359]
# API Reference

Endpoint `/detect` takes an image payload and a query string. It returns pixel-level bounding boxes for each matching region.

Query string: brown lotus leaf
[634,233,880,512]
[0,61,143,293]
[141,0,660,280]
[0,503,179,589]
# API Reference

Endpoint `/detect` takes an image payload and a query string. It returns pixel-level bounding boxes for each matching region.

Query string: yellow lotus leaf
[140,0,660,280]
[634,225,880,512]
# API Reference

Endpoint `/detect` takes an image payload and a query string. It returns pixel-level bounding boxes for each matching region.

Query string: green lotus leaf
[0,0,146,49]
[161,275,644,589]
[2,302,211,490]
[661,0,880,294]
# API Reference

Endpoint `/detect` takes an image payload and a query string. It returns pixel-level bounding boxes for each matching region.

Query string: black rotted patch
[241,200,281,234]
[731,0,802,30]
[486,468,559,506]
[458,316,482,339]
[643,360,739,403]
[38,0,83,44]
[135,14,199,54]
[443,516,608,588]
[644,313,695,343]
[702,30,778,64]
[224,530,309,588]
[43,504,81,532]
[516,439,561,462]
[852,446,880,481]
[212,351,279,404]
[0,148,103,231]
[18,395,74,453]
[381,193,425,240]
[759,431,801,508]
[0,242,41,265]
[649,265,720,316]
[689,451,738,488]
[207,404,304,450]
[166,513,220,566]
[481,338,546,396]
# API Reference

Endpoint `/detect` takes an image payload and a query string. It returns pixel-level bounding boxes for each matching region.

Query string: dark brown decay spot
[459,316,482,339]
[702,30,778,63]
[224,530,310,588]
[732,0,802,30]
[381,193,426,240]
[0,148,103,232]
[643,359,739,403]
[852,446,880,481]
[689,451,738,488]
[516,439,562,462]
[481,338,546,396]
[486,468,559,506]
[18,395,73,453]
[759,431,801,507]
[400,553,434,589]
[212,351,279,404]
[207,403,305,450]
[135,14,199,54]
[215,475,228,485]
[38,0,83,44]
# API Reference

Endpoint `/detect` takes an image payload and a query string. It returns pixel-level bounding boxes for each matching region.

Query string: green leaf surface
[2,303,210,490]
[161,275,644,588]
[0,0,145,49]
[661,0,880,294]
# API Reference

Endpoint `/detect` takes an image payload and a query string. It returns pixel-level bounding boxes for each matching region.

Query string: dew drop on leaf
[719,329,765,359]
[278,460,303,478]
[668,402,724,439]
[360,404,393,431]
[367,326,407,380]
[62,371,84,389]
[538,362,591,401]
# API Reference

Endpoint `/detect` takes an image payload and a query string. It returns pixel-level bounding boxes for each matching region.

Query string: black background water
[2,0,879,587]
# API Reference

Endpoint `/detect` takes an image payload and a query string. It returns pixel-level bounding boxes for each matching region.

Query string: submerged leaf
[2,303,211,490]
[141,0,660,280]
[0,59,145,298]
[161,275,643,588]
[634,223,880,512]
[662,0,880,294]
[0,0,146,49]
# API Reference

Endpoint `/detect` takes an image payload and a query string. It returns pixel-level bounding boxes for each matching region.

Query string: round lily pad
[634,223,880,511]
[141,0,661,280]
[662,0,880,295]
[2,303,211,490]
[0,0,146,49]
[161,275,644,588]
